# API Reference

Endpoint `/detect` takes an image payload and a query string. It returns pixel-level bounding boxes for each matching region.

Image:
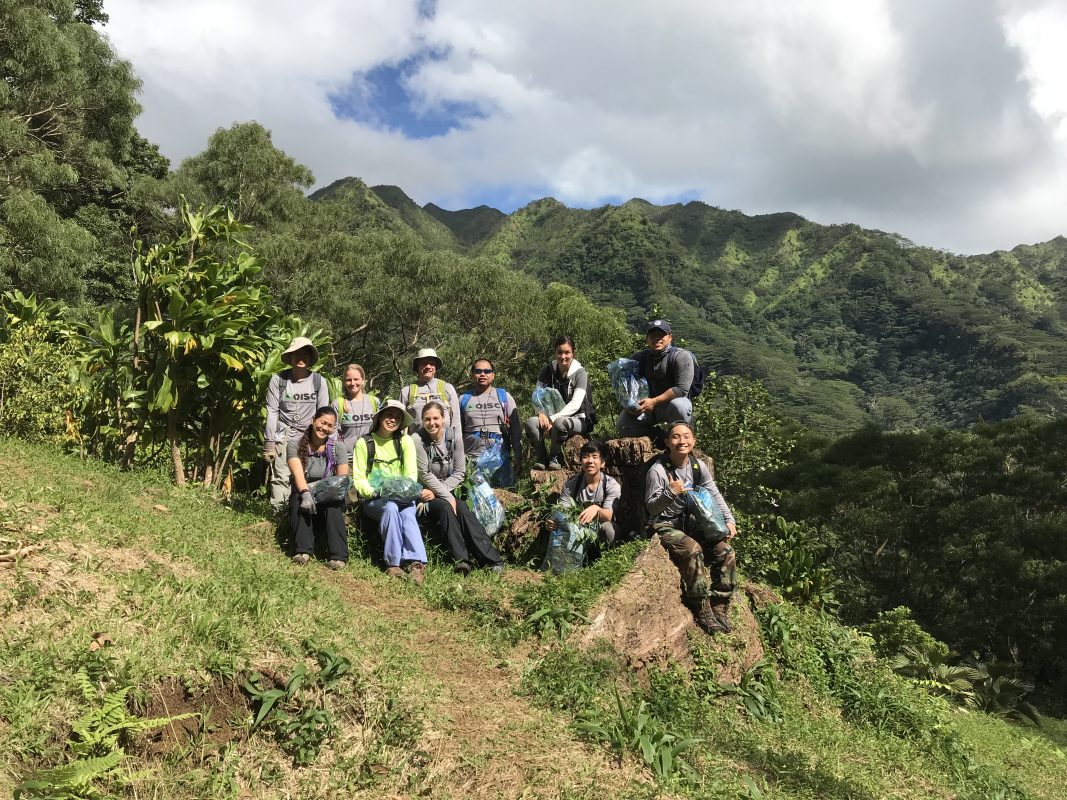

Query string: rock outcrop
[577,537,764,684]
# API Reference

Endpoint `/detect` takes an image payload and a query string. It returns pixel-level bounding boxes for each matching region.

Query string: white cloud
[103,0,1067,253]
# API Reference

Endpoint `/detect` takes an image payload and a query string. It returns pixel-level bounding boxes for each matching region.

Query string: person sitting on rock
[460,358,523,486]
[616,320,696,441]
[646,422,737,634]
[414,401,504,576]
[525,334,596,470]
[547,440,620,554]
[352,400,427,585]
[288,406,350,570]
[400,348,462,441]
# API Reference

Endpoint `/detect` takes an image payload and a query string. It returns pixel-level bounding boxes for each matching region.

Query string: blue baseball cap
[646,319,672,333]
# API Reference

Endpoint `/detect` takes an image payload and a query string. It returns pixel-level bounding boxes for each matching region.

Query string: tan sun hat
[411,347,443,372]
[372,399,413,431]
[282,336,319,367]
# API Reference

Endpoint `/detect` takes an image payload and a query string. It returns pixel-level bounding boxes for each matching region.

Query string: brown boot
[689,598,729,635]
[408,562,426,586]
[710,600,733,633]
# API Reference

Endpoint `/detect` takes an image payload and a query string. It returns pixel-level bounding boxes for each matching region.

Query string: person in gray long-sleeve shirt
[617,319,696,439]
[413,401,503,574]
[647,421,737,635]
[550,440,621,549]
[264,337,331,512]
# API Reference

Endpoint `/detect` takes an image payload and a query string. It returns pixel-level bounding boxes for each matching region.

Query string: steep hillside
[4,440,1066,799]
[423,202,507,247]
[368,185,461,251]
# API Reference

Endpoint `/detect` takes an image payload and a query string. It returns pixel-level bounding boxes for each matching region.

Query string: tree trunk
[168,410,186,486]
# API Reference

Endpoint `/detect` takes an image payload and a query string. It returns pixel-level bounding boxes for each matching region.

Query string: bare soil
[132,677,249,756]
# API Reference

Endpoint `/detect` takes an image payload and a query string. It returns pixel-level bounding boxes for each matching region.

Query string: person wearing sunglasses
[413,401,504,576]
[459,358,523,486]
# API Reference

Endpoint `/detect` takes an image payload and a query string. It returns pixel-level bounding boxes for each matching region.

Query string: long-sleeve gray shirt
[264,370,331,445]
[632,346,695,398]
[413,429,466,500]
[646,456,734,530]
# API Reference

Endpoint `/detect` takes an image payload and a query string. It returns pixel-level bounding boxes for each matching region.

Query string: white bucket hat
[282,337,319,367]
[411,347,443,372]
[373,398,414,431]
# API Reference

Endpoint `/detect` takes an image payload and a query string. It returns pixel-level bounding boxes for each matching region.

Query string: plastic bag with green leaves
[370,474,423,504]
[532,386,566,415]
[471,476,506,536]
[686,486,729,542]
[309,475,350,504]
[607,358,649,411]
[541,507,597,574]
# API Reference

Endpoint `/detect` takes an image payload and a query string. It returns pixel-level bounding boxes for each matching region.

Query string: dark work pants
[425,497,502,567]
[290,490,348,562]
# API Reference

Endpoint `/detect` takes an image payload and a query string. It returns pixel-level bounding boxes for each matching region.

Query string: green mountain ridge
[311,178,1067,432]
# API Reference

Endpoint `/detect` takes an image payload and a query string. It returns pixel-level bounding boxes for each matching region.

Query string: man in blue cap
[616,319,697,439]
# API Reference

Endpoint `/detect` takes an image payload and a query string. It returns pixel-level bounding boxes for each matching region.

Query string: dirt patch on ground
[327,570,647,798]
[577,537,764,683]
[131,677,249,756]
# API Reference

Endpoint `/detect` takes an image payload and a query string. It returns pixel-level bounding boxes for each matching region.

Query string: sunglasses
[472,368,494,375]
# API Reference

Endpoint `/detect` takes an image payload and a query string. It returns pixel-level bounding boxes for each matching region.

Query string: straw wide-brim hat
[282,337,319,367]
[411,347,443,372]
[373,399,413,431]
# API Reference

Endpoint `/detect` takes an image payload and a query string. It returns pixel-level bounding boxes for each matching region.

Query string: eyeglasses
[472,368,494,375]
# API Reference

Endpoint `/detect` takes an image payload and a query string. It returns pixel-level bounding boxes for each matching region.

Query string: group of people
[263,319,738,634]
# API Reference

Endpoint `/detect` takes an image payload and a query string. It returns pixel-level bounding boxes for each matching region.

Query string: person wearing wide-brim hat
[399,347,462,441]
[351,399,428,584]
[264,336,331,513]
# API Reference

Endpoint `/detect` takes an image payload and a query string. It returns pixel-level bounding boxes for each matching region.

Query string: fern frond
[14,751,123,798]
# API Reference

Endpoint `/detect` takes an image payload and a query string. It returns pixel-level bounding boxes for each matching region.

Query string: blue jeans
[364,498,426,567]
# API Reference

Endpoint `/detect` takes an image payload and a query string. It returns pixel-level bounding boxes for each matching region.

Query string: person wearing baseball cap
[263,337,331,513]
[616,319,698,440]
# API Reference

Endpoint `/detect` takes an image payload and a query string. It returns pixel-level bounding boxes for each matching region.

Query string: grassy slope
[2,440,1065,799]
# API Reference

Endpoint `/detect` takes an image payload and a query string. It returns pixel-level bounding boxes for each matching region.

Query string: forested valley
[2,2,1066,797]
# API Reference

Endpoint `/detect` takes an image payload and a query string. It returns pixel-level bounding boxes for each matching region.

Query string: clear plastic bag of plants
[309,475,350,504]
[607,358,649,411]
[541,508,597,574]
[532,386,566,415]
[471,476,506,536]
[475,439,505,483]
[371,475,423,504]
[686,486,729,542]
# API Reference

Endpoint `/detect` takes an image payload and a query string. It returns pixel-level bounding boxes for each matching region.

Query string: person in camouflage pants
[646,422,738,634]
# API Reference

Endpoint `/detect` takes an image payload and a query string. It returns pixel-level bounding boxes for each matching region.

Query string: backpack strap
[460,392,472,414]
[362,433,376,469]
[437,379,450,410]
[497,387,509,428]
[407,382,419,412]
[368,392,380,412]
[325,437,336,477]
[313,371,324,399]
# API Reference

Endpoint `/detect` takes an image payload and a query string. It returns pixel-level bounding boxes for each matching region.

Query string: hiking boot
[326,559,346,571]
[453,561,471,577]
[689,598,729,635]
[408,562,426,586]
[533,462,547,471]
[385,566,405,579]
[490,564,505,575]
[291,553,311,566]
[710,601,733,633]
[546,458,563,471]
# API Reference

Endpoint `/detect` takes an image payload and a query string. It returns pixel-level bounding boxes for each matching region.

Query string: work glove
[299,490,317,515]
